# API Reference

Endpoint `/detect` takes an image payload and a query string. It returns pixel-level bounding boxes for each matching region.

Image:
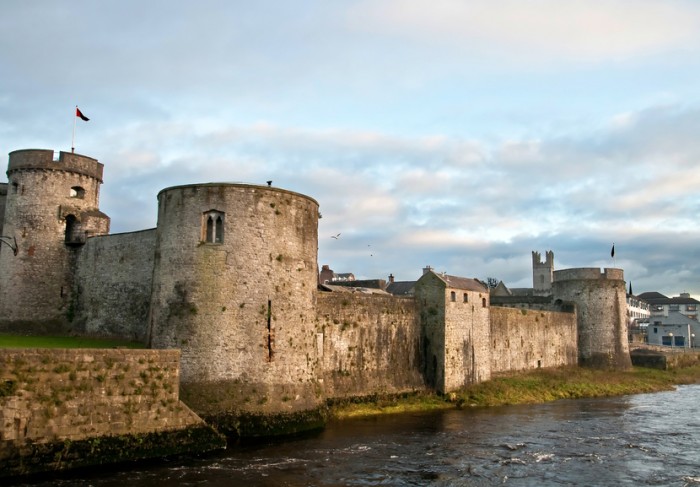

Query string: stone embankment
[0,348,225,478]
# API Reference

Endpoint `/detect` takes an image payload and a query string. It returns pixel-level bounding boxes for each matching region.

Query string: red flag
[76,107,89,121]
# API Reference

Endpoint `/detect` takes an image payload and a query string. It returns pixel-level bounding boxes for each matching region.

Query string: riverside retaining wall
[0,348,224,478]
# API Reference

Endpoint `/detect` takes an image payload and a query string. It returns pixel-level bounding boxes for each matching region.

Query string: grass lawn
[0,334,145,349]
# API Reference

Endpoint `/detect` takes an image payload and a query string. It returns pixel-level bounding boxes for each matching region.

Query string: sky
[1,0,699,297]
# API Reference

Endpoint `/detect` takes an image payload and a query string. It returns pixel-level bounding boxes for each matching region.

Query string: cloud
[349,0,700,65]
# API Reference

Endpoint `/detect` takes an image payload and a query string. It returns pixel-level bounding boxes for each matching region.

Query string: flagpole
[71,106,77,153]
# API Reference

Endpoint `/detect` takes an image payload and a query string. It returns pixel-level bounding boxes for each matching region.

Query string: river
[13,384,700,486]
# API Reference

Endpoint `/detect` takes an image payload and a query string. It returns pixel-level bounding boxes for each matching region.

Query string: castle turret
[532,250,554,296]
[148,183,323,435]
[552,267,631,369]
[0,150,109,330]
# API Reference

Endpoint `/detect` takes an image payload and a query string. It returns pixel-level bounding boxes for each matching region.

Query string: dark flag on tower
[611,244,615,258]
[76,107,89,121]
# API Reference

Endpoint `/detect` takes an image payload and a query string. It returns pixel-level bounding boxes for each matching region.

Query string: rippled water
[13,384,700,486]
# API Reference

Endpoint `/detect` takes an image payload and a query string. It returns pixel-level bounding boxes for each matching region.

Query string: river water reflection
[15,384,700,486]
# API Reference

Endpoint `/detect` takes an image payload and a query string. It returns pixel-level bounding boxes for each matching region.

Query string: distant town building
[646,312,700,348]
[319,264,355,284]
[637,292,699,321]
[626,293,650,326]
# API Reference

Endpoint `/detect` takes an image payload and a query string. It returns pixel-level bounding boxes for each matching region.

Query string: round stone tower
[148,183,322,435]
[552,268,631,369]
[0,150,109,330]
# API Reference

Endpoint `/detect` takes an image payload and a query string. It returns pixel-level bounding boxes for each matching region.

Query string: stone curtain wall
[0,182,7,235]
[72,229,156,342]
[0,348,223,477]
[490,307,578,375]
[316,293,426,398]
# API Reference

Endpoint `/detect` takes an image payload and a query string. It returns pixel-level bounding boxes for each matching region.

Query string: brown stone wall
[149,184,321,416]
[490,307,578,374]
[316,293,425,398]
[442,287,491,391]
[0,182,7,237]
[0,349,205,444]
[553,268,632,369]
[72,229,156,342]
[414,272,446,391]
[0,150,107,330]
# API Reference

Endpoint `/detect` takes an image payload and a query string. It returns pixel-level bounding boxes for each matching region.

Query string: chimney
[423,266,433,275]
[388,274,395,284]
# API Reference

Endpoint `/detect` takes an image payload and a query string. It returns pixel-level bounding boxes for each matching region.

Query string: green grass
[329,365,700,420]
[0,334,145,349]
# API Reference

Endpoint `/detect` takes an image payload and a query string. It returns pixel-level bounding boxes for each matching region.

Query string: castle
[0,149,631,435]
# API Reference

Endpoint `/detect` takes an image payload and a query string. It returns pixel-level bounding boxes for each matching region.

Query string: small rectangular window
[450,291,456,302]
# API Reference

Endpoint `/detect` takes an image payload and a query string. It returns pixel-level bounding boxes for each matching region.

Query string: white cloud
[350,0,700,65]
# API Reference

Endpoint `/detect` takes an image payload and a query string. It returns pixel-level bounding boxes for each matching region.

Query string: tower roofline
[157,182,319,207]
[8,149,103,182]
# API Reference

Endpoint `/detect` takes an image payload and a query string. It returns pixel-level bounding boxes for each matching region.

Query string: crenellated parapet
[8,149,104,182]
[554,267,624,282]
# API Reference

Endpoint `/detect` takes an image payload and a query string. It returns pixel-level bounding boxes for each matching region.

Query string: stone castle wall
[0,151,107,327]
[0,348,224,477]
[413,272,448,391]
[553,268,631,369]
[149,184,322,419]
[316,293,425,398]
[442,287,491,391]
[490,307,578,374]
[0,148,636,445]
[0,182,7,235]
[72,229,157,342]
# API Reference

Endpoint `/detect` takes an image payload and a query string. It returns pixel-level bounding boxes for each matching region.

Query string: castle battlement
[8,149,104,182]
[554,267,624,283]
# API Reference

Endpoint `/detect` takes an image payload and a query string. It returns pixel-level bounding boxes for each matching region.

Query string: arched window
[202,210,225,243]
[70,186,85,199]
[450,291,456,302]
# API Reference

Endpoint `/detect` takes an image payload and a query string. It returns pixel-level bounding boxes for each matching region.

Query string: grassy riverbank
[329,365,700,420]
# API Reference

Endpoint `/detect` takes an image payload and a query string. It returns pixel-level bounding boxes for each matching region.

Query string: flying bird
[331,233,341,239]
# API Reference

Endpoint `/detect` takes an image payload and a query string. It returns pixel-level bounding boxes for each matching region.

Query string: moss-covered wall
[316,293,426,398]
[490,307,578,374]
[0,348,224,478]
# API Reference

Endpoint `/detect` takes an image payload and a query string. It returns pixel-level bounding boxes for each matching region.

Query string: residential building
[637,292,699,321]
[646,312,700,348]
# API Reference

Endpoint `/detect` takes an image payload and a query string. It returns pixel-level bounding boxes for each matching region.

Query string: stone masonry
[0,148,630,436]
